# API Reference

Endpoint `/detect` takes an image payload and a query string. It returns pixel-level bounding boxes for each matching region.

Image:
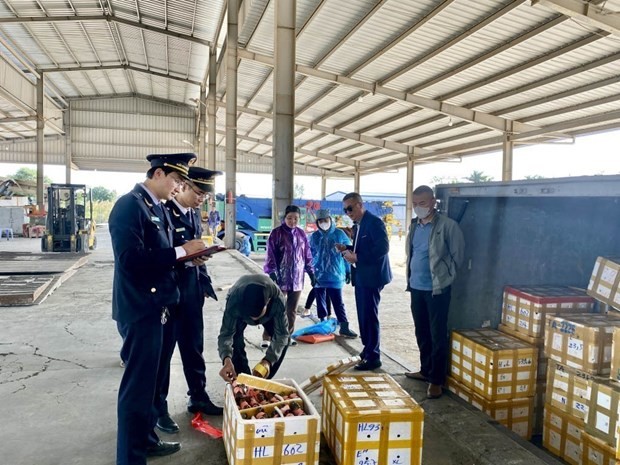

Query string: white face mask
[414,206,431,219]
[318,220,331,231]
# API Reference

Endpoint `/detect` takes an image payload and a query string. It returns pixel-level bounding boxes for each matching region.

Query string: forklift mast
[42,184,95,253]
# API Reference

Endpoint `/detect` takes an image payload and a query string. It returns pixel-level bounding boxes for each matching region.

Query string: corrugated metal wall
[71,97,195,166]
[0,136,65,164]
[0,96,335,177]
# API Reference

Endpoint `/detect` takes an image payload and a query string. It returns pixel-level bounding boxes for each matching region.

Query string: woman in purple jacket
[263,205,315,346]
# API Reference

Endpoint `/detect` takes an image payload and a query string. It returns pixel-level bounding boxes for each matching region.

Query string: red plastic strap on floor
[191,412,223,439]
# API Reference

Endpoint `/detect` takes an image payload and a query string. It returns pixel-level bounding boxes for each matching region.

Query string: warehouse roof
[0,0,619,175]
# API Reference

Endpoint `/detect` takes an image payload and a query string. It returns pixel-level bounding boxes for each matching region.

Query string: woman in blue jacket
[309,209,358,338]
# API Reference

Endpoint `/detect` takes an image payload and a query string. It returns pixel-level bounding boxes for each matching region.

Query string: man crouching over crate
[218,274,290,381]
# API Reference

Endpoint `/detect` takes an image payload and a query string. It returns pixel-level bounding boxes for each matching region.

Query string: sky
[0,130,617,199]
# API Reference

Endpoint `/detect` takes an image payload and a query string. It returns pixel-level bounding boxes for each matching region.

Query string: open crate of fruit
[222,373,321,465]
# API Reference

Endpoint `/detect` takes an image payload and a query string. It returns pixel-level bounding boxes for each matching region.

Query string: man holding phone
[337,192,392,370]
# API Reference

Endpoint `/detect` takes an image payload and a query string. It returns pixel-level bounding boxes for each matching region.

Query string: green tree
[294,182,305,199]
[464,170,493,183]
[430,175,459,186]
[92,200,115,224]
[91,186,116,202]
[12,167,53,184]
[524,174,544,180]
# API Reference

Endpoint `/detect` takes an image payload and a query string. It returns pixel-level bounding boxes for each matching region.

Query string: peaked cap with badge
[187,167,223,194]
[146,153,196,179]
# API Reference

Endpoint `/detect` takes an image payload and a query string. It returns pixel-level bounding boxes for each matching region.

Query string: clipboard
[177,245,227,262]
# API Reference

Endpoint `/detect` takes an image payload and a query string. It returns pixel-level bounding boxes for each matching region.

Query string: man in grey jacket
[405,185,464,399]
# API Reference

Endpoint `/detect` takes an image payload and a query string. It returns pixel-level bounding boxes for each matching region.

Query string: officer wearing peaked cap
[109,153,207,465]
[155,167,224,434]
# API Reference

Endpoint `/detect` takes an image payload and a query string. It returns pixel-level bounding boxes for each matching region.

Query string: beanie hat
[243,283,267,318]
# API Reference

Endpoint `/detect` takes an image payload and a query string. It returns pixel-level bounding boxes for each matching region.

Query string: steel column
[36,76,44,210]
[199,84,207,166]
[224,0,238,249]
[502,123,514,181]
[354,168,360,193]
[208,46,217,171]
[64,106,72,183]
[321,175,326,200]
[272,0,296,226]
[406,157,414,229]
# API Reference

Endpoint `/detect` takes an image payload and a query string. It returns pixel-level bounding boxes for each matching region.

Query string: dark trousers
[316,287,347,322]
[155,294,207,416]
[263,290,301,340]
[234,318,289,379]
[304,288,332,314]
[116,315,163,465]
[354,285,382,363]
[410,287,451,386]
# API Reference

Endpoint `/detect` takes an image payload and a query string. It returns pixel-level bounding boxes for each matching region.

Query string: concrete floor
[0,227,562,465]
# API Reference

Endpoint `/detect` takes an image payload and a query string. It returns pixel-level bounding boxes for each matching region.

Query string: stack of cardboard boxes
[579,256,620,464]
[484,256,620,465]
[448,328,538,439]
[498,285,595,435]
[543,311,620,464]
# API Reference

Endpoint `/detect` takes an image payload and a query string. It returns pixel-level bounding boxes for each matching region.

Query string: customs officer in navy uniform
[109,153,206,465]
[155,167,224,434]
[337,192,392,371]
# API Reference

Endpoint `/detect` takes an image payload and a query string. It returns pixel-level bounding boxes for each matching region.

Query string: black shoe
[339,322,358,339]
[156,413,179,434]
[145,440,181,457]
[354,359,382,371]
[339,328,358,338]
[187,395,224,416]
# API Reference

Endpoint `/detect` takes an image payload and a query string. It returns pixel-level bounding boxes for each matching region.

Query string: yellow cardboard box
[610,328,620,383]
[585,378,620,449]
[546,359,594,421]
[322,374,424,465]
[450,329,538,400]
[502,285,594,338]
[543,402,583,465]
[222,378,320,465]
[446,377,534,439]
[587,257,620,310]
[545,313,620,375]
[581,430,617,465]
[498,322,548,381]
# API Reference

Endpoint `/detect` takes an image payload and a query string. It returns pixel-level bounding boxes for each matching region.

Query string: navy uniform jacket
[166,201,216,301]
[109,184,180,324]
[351,210,392,288]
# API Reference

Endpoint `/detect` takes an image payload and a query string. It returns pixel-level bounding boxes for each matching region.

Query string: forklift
[41,184,96,253]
